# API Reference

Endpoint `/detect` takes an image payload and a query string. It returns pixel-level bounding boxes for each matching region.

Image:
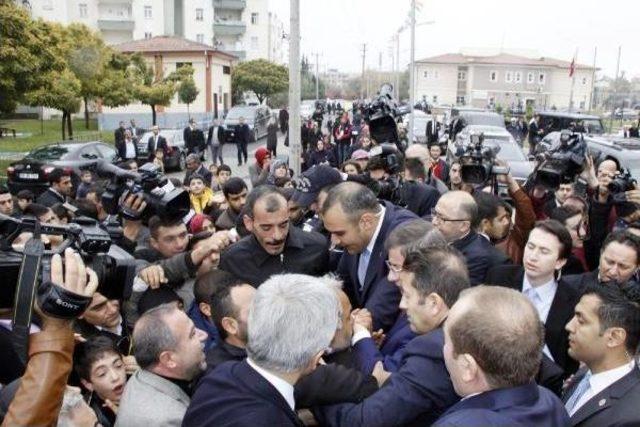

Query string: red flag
[569,57,575,77]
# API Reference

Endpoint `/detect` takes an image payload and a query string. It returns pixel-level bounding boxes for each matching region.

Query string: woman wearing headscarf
[248,147,271,188]
[266,158,290,185]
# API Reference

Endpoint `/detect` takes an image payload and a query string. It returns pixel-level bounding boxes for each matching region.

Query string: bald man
[432,191,509,284]
[405,144,449,194]
[435,286,569,426]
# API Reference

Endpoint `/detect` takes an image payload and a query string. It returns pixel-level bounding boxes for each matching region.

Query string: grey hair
[247,274,339,373]
[384,219,447,256]
[132,303,179,369]
[318,274,345,330]
[57,389,86,427]
[186,153,201,164]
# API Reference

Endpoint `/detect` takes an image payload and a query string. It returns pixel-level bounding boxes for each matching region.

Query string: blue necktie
[357,249,370,290]
[565,372,591,414]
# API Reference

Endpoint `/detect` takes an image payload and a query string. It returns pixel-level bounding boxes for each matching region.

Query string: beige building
[414,52,597,111]
[99,36,235,129]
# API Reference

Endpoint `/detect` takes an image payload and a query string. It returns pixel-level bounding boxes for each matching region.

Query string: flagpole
[568,48,578,113]
[588,47,597,114]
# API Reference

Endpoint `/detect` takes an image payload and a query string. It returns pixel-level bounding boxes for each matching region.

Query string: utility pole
[609,46,621,134]
[314,52,320,102]
[588,47,597,114]
[395,33,400,99]
[361,43,367,100]
[568,48,578,113]
[289,0,301,175]
[408,0,416,145]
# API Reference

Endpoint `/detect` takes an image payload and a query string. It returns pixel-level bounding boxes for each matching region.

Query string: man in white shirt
[563,284,640,427]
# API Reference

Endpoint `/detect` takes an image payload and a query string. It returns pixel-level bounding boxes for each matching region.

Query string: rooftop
[416,52,596,70]
[114,36,237,60]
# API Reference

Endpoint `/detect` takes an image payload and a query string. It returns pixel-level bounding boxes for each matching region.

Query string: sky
[269,0,639,79]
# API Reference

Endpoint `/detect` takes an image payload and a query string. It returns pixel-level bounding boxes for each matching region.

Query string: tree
[99,52,134,109]
[178,76,199,119]
[0,2,65,114]
[232,59,288,104]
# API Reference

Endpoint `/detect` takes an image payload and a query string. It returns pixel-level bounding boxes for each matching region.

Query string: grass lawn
[0,118,114,152]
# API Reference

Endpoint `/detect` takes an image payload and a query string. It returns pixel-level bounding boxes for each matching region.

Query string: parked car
[137,129,188,171]
[449,125,533,185]
[7,141,117,196]
[537,111,606,136]
[222,105,271,142]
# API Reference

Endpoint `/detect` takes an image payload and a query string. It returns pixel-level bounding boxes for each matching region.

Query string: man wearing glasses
[431,191,507,285]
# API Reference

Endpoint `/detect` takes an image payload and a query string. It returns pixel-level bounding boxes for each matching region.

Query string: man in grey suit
[116,304,208,426]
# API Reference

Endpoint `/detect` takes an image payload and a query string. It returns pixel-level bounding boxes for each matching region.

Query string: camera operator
[2,248,98,427]
[404,144,449,194]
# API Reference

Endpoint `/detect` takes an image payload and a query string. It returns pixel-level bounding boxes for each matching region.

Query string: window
[538,73,546,84]
[579,101,586,109]
[196,8,203,21]
[432,95,438,103]
[144,5,152,18]
[514,71,522,83]
[433,70,439,79]
[223,66,231,75]
[582,77,588,85]
[527,72,534,84]
[423,70,430,78]
[144,32,152,39]
[79,3,87,17]
[196,34,204,43]
[489,71,498,82]
[457,71,466,81]
[251,13,259,24]
[505,71,513,83]
[176,62,193,69]
[250,36,258,49]
[456,96,465,105]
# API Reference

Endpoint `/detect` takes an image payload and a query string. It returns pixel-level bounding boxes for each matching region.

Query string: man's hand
[121,194,147,242]
[190,231,232,265]
[372,329,386,348]
[122,355,139,375]
[351,308,373,333]
[372,361,391,387]
[581,155,598,190]
[624,186,640,206]
[39,248,99,329]
[138,265,167,289]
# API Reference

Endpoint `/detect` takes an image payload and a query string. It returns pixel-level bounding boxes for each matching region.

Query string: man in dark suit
[182,154,212,187]
[321,182,417,332]
[425,117,439,145]
[146,125,168,161]
[185,274,341,426]
[234,116,252,166]
[562,284,640,427]
[36,168,72,207]
[114,121,126,147]
[314,246,469,426]
[432,191,509,285]
[528,114,544,155]
[434,286,569,426]
[183,118,196,154]
[115,129,138,162]
[486,220,581,377]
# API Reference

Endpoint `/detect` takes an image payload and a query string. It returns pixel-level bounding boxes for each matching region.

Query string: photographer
[2,248,98,427]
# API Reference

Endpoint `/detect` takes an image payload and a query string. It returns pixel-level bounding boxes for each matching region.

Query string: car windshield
[26,145,69,161]
[227,107,255,119]
[583,119,604,135]
[483,140,527,162]
[463,113,505,128]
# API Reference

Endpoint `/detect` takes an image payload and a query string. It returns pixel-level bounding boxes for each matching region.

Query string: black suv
[537,111,606,136]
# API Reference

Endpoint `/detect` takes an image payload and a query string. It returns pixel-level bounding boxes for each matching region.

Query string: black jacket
[219,226,330,287]
[308,149,337,168]
[36,188,65,207]
[400,181,440,217]
[234,123,252,145]
[203,341,378,409]
[451,231,510,285]
[206,126,225,146]
[183,164,213,187]
[485,265,581,376]
[146,134,168,160]
[563,366,640,427]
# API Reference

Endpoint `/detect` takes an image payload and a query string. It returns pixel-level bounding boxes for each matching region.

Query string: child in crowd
[16,189,34,213]
[152,148,165,173]
[76,170,94,199]
[189,174,215,213]
[212,164,232,191]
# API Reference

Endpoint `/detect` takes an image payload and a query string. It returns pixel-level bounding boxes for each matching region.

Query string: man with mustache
[219,186,330,287]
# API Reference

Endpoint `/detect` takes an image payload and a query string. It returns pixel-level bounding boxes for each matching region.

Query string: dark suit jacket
[115,138,138,160]
[203,342,378,409]
[563,270,599,292]
[234,123,252,144]
[315,329,459,427]
[183,164,213,187]
[353,313,415,375]
[183,126,195,151]
[563,366,640,427]
[147,135,168,160]
[336,201,417,332]
[485,265,581,376]
[426,120,439,144]
[35,188,65,207]
[434,382,570,427]
[114,127,125,146]
[186,360,303,427]
[207,125,225,146]
[452,231,510,286]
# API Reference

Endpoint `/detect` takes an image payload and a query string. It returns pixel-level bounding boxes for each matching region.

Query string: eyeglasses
[385,259,404,273]
[430,208,470,223]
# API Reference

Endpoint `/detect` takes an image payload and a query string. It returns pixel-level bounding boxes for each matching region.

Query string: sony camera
[362,83,411,151]
[98,162,190,221]
[457,133,508,185]
[533,130,587,190]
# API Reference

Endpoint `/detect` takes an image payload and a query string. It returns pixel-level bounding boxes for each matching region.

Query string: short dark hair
[550,205,582,225]
[48,168,70,184]
[51,203,72,222]
[0,185,9,195]
[188,174,205,185]
[244,185,286,218]
[341,160,362,174]
[384,219,446,256]
[583,283,640,353]
[73,199,99,219]
[320,182,380,223]
[404,157,427,182]
[16,189,34,200]
[533,219,573,260]
[23,203,50,219]
[216,164,232,176]
[133,304,180,369]
[206,272,249,340]
[148,215,185,238]
[403,246,470,307]
[366,156,386,172]
[473,191,502,222]
[222,177,247,199]
[602,230,640,265]
[73,336,122,381]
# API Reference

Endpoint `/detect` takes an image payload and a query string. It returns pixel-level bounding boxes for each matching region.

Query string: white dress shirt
[522,274,558,360]
[357,205,386,289]
[570,361,636,416]
[125,139,136,159]
[246,358,296,411]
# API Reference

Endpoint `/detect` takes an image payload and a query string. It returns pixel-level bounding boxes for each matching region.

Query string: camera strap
[11,236,45,365]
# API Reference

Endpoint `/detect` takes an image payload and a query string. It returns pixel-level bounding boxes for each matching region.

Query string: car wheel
[177,153,186,171]
[253,129,259,142]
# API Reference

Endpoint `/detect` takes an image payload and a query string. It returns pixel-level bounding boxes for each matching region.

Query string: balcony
[98,17,134,31]
[213,20,246,36]
[213,0,246,10]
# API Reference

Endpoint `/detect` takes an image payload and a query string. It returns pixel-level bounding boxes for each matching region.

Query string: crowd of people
[0,104,639,427]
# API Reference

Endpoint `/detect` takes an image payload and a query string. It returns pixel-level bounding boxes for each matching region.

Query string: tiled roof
[417,52,595,70]
[114,36,237,60]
